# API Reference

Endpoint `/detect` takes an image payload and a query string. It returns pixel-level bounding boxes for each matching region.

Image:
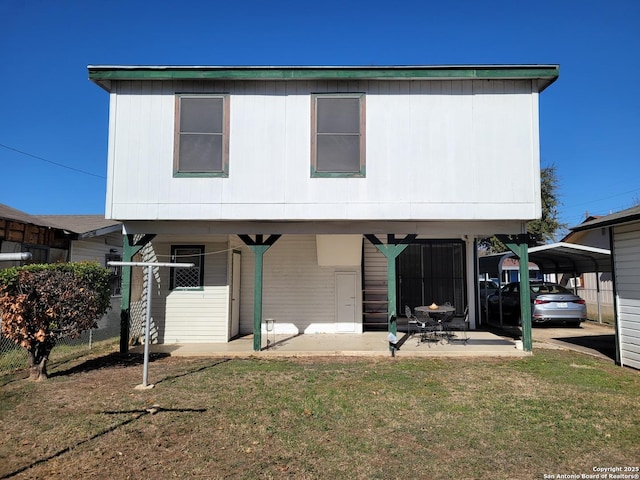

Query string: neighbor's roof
[0,203,60,229]
[37,215,121,239]
[571,205,640,232]
[88,64,559,92]
[1,204,121,239]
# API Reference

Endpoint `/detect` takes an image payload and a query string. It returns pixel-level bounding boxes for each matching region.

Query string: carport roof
[479,242,611,276]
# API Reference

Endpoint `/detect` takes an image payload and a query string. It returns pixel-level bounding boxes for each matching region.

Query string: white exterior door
[230,251,241,339]
[336,272,357,332]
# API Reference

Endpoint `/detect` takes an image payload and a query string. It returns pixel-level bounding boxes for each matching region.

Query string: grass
[0,348,638,480]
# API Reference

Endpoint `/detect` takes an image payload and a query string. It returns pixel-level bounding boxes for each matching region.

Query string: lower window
[170,245,204,289]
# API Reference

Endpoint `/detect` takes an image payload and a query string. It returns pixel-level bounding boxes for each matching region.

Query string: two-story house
[89,65,559,352]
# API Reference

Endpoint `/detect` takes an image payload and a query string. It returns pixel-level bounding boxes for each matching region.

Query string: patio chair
[414,310,442,344]
[405,305,421,338]
[442,306,469,344]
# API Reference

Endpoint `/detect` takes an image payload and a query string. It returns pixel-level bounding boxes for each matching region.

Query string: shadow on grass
[0,405,207,480]
[1,357,235,479]
[154,358,232,385]
[49,352,171,378]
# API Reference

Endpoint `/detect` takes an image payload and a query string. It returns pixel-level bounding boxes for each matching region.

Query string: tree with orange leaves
[0,263,111,380]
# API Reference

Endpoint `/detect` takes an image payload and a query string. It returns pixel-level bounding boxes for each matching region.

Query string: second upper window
[311,94,365,177]
[174,95,229,177]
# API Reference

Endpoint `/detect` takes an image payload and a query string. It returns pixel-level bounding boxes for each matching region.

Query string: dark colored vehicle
[479,280,499,317]
[479,280,499,300]
[487,282,587,326]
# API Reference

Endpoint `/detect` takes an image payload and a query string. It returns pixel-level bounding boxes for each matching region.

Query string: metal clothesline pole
[108,261,194,389]
[0,252,32,261]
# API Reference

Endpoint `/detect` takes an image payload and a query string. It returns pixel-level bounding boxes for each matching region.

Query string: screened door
[398,242,466,315]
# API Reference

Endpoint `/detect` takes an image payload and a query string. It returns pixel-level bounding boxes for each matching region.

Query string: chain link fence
[0,298,121,375]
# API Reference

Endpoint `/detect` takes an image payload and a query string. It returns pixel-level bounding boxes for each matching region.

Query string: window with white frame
[311,94,365,177]
[174,95,229,177]
[170,245,204,289]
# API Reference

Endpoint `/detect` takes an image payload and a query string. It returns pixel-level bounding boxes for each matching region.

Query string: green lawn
[1,347,638,479]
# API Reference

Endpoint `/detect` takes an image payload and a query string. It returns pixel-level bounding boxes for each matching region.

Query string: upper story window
[174,95,229,177]
[311,94,365,177]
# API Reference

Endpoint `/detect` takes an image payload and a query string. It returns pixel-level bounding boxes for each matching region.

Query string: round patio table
[415,305,455,316]
[413,305,456,342]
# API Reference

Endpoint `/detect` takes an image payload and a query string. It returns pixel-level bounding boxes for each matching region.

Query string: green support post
[250,245,270,352]
[384,250,402,338]
[365,235,415,349]
[501,235,533,352]
[238,235,281,352]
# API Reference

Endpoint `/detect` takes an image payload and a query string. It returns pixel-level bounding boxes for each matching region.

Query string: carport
[478,241,612,334]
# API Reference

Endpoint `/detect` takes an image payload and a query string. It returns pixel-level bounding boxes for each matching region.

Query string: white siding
[239,235,362,335]
[363,241,387,288]
[107,79,541,222]
[614,222,640,369]
[146,240,231,343]
[70,233,122,264]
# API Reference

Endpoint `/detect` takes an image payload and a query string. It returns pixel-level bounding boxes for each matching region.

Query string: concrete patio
[135,329,529,358]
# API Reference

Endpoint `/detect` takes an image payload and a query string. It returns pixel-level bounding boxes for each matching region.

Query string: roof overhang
[571,205,640,232]
[118,219,527,237]
[88,64,559,93]
[479,242,612,276]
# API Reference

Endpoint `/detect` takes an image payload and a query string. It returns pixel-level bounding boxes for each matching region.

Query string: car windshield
[481,281,498,289]
[530,284,573,295]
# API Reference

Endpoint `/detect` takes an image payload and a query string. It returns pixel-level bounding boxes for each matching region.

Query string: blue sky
[1,0,639,236]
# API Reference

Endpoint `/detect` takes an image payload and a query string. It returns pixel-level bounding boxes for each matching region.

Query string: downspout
[608,227,621,366]
[596,271,602,324]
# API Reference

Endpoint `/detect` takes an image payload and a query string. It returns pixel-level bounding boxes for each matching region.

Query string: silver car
[487,282,587,326]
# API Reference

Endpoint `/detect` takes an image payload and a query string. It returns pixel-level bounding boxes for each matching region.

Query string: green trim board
[311,168,366,178]
[173,172,229,178]
[89,65,559,90]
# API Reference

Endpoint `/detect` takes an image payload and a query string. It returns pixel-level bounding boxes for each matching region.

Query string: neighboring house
[36,214,124,336]
[571,205,640,370]
[88,64,559,351]
[0,203,71,265]
[561,216,614,323]
[1,205,124,341]
[492,258,541,284]
[36,214,123,293]
[1,204,123,269]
